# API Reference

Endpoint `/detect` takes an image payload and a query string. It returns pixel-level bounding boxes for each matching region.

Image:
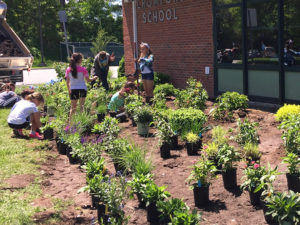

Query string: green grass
[32,58,59,69]
[0,109,49,225]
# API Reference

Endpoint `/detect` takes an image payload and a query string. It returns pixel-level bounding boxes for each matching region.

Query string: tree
[90,29,117,55]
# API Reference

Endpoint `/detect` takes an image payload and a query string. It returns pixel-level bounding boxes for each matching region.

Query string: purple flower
[64,125,70,133]
[80,136,87,144]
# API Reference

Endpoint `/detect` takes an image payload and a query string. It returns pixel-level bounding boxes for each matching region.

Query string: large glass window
[284,0,300,67]
[247,0,279,65]
[216,7,242,64]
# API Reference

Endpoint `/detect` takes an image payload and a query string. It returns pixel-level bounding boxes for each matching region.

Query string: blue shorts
[141,73,154,80]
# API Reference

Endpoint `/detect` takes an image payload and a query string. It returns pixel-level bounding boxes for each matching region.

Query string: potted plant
[40,121,54,140]
[264,191,300,225]
[142,183,171,223]
[170,209,202,225]
[96,104,107,123]
[157,198,188,224]
[185,132,200,156]
[218,143,240,189]
[282,153,300,193]
[157,119,174,159]
[133,106,153,136]
[240,162,278,206]
[124,94,143,127]
[187,156,217,207]
[203,142,221,171]
[242,142,261,165]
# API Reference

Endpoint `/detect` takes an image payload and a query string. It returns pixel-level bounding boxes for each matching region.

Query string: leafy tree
[91,29,117,55]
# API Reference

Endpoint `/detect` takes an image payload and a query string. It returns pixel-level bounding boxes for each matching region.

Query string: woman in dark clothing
[0,83,20,108]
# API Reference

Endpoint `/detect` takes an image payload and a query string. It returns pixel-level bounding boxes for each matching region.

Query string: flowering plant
[187,156,217,188]
[241,162,279,193]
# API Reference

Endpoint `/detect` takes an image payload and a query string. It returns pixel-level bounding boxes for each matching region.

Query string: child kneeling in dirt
[108,81,136,113]
[7,92,44,139]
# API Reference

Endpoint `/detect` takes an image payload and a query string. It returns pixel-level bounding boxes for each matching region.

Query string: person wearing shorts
[7,92,44,139]
[138,42,154,104]
[65,53,98,120]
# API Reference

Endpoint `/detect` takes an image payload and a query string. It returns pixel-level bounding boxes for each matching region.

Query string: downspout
[132,0,138,62]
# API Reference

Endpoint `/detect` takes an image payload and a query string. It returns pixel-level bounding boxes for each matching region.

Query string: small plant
[96,104,107,114]
[279,115,300,154]
[213,91,248,120]
[170,209,202,225]
[187,156,217,188]
[275,104,300,122]
[154,83,177,97]
[124,94,143,116]
[264,191,300,225]
[241,142,261,162]
[185,132,200,143]
[282,153,300,175]
[92,117,120,137]
[156,119,175,146]
[154,72,170,85]
[211,126,228,146]
[203,142,219,160]
[217,143,240,171]
[157,198,188,222]
[235,118,260,146]
[82,158,107,180]
[152,93,168,110]
[133,106,153,124]
[128,173,154,204]
[142,183,171,207]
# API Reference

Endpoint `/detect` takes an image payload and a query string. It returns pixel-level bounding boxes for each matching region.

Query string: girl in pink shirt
[65,53,97,119]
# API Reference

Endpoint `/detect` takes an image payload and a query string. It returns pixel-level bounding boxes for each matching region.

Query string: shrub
[154,83,177,97]
[213,91,248,120]
[154,72,170,85]
[185,132,200,143]
[275,104,300,122]
[235,118,260,146]
[124,94,144,116]
[118,56,125,77]
[169,108,207,136]
[241,142,261,161]
[217,143,240,171]
[133,106,153,124]
[53,62,68,79]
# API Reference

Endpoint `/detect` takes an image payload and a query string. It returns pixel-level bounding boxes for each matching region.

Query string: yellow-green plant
[185,132,200,143]
[203,142,219,159]
[211,126,228,146]
[242,142,261,161]
[275,104,300,122]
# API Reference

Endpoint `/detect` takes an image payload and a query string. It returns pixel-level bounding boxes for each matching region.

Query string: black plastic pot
[261,201,278,225]
[147,202,160,223]
[113,162,126,174]
[186,142,198,156]
[130,117,137,127]
[193,185,209,208]
[43,128,53,140]
[66,147,80,164]
[109,111,117,118]
[97,113,105,123]
[170,135,178,149]
[136,193,146,208]
[92,194,100,208]
[116,112,127,123]
[160,143,171,159]
[97,204,109,225]
[222,168,237,190]
[246,156,261,165]
[58,141,67,155]
[286,173,300,193]
[197,138,202,149]
[249,189,262,206]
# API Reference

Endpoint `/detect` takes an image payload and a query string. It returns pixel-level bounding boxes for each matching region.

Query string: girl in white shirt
[7,92,44,139]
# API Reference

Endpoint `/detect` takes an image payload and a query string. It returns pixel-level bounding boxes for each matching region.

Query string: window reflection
[216,7,242,64]
[247,0,278,65]
[284,0,300,66]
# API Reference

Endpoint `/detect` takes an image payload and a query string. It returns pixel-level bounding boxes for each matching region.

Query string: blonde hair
[25,92,44,103]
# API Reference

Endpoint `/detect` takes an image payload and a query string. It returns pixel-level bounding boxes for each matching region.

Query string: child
[108,81,136,112]
[65,53,98,119]
[7,92,44,139]
[0,83,20,108]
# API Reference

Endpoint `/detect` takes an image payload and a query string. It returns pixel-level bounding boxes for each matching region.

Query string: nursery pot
[261,201,278,225]
[58,141,67,155]
[113,161,126,174]
[130,117,137,127]
[66,147,80,164]
[193,185,209,208]
[246,156,261,165]
[170,135,178,149]
[136,193,146,208]
[160,143,171,159]
[97,204,109,225]
[147,202,160,223]
[197,138,202,149]
[116,112,127,123]
[286,173,300,193]
[186,142,198,156]
[43,105,47,113]
[249,189,262,206]
[43,128,53,140]
[137,122,149,136]
[109,111,117,118]
[222,168,237,190]
[92,194,100,208]
[97,113,105,123]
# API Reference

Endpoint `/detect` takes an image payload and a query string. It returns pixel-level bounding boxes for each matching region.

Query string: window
[284,0,300,67]
[216,7,242,64]
[247,0,279,65]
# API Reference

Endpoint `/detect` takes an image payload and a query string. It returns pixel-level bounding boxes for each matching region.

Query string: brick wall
[123,0,214,97]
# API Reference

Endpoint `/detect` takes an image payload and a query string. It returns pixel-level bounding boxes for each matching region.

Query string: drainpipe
[132,0,138,62]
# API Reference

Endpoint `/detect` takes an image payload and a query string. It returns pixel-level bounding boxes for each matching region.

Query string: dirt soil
[28,100,286,225]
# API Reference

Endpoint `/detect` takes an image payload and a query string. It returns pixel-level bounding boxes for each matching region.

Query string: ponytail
[26,92,44,103]
[69,53,83,78]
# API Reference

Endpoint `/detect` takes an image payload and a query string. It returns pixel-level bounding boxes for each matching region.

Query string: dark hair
[3,83,15,91]
[99,51,107,59]
[21,88,35,99]
[124,81,136,90]
[69,53,83,78]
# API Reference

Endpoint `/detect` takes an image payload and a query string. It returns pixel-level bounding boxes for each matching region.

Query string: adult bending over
[65,53,98,119]
[138,42,154,104]
[91,51,115,90]
[7,92,44,139]
[0,83,20,108]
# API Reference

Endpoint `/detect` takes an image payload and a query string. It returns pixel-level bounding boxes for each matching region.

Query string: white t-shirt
[65,66,89,90]
[7,100,38,125]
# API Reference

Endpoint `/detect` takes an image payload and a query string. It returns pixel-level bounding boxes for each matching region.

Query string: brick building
[122,0,300,104]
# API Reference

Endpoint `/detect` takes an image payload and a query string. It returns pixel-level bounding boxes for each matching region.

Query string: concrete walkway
[16,66,119,85]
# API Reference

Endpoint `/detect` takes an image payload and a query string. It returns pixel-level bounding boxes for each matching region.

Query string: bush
[213,91,248,120]
[153,83,177,97]
[169,108,207,136]
[154,72,170,85]
[53,62,68,79]
[118,56,125,77]
[133,106,153,123]
[275,104,300,122]
[235,118,260,146]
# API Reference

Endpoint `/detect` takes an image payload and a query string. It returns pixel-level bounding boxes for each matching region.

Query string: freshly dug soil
[0,26,24,57]
[33,100,286,225]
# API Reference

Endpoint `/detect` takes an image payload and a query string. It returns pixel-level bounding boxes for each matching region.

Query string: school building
[122,0,300,104]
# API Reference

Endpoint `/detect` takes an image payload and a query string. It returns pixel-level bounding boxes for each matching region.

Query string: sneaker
[29,132,43,140]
